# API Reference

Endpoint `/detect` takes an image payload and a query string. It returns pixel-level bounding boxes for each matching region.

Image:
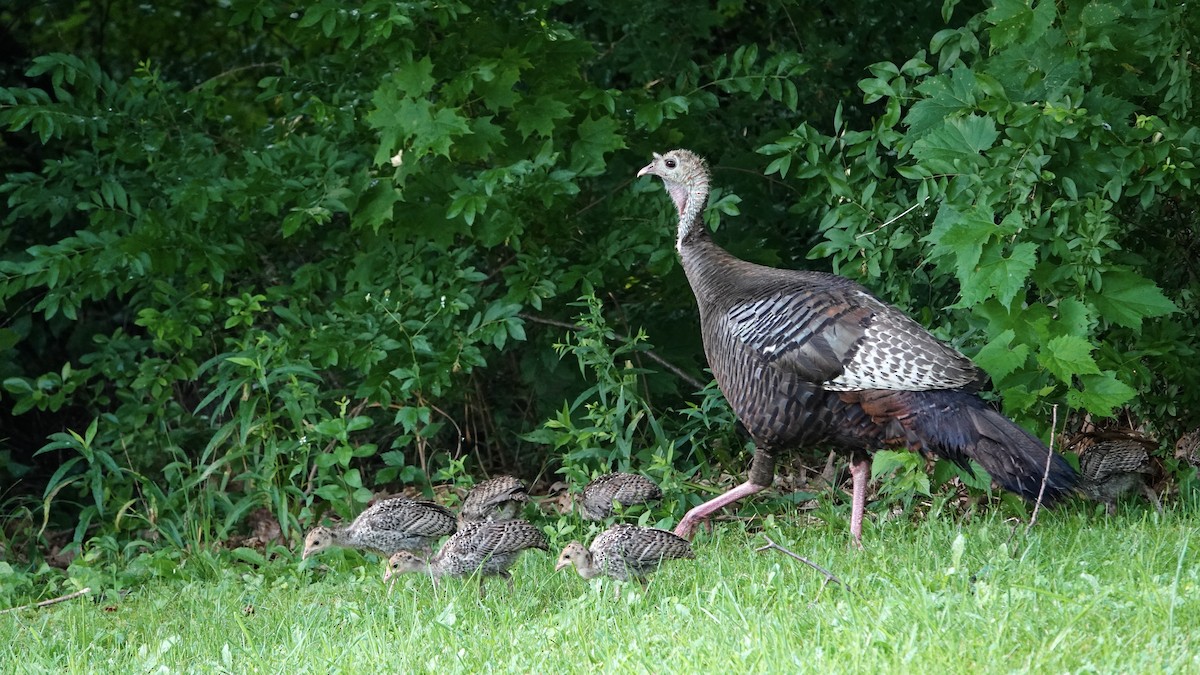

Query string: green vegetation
[1,0,1198,626]
[2,513,1196,672]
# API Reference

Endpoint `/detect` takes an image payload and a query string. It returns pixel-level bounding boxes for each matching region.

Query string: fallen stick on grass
[0,587,92,614]
[755,536,850,593]
[1026,404,1060,537]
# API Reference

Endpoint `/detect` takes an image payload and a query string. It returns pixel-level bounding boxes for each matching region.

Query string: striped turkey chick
[555,524,694,588]
[580,473,663,521]
[385,519,547,597]
[460,475,531,523]
[302,497,455,560]
[1079,439,1161,514]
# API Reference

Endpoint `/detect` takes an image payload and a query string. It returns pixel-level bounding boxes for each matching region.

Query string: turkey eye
[665,159,677,168]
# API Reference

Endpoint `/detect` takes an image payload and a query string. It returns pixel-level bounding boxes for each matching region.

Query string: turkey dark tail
[900,390,1079,503]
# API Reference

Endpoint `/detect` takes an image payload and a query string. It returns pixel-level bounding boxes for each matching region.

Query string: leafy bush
[0,0,1197,566]
[760,1,1195,432]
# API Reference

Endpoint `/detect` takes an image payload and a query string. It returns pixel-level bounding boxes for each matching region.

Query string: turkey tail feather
[899,390,1078,503]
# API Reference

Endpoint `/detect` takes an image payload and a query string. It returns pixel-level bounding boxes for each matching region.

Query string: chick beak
[554,558,571,572]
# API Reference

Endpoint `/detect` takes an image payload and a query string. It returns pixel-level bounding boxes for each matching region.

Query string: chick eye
[665,159,677,168]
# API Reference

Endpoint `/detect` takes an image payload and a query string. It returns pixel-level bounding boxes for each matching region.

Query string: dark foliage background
[1,0,1197,567]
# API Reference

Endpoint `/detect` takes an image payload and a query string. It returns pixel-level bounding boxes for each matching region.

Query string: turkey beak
[637,152,661,178]
[554,558,570,572]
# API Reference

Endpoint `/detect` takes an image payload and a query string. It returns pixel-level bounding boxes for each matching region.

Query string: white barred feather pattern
[726,288,982,392]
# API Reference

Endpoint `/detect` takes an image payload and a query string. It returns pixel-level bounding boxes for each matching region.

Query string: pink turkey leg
[849,455,870,549]
[673,480,769,539]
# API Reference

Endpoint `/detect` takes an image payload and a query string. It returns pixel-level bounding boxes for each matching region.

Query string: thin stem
[854,200,924,239]
[755,536,851,594]
[1026,403,1059,536]
[519,312,706,391]
[189,62,283,92]
[0,587,92,614]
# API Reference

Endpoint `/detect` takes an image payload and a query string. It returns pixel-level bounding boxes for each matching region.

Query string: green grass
[2,506,1197,673]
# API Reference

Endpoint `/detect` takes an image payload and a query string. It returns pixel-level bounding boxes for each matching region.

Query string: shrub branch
[0,587,92,614]
[755,535,851,595]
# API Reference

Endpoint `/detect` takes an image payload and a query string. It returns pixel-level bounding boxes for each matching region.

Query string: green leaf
[476,65,521,112]
[394,406,420,432]
[1090,270,1178,330]
[395,57,436,97]
[0,328,19,352]
[1066,372,1135,416]
[905,67,979,138]
[1080,2,1122,27]
[922,204,995,275]
[1037,334,1101,384]
[296,5,328,29]
[3,377,33,395]
[942,0,961,23]
[369,93,471,163]
[457,116,504,161]
[987,0,1056,50]
[423,107,472,159]
[959,241,1037,306]
[1000,384,1038,413]
[513,96,570,139]
[314,484,348,502]
[230,547,268,566]
[910,114,998,172]
[313,419,346,437]
[571,116,626,176]
[1055,298,1092,337]
[973,329,1029,382]
[871,450,920,479]
[354,182,400,232]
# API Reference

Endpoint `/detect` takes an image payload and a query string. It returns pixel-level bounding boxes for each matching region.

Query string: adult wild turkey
[637,149,1077,544]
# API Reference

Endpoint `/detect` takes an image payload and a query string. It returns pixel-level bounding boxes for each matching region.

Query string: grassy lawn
[2,506,1197,673]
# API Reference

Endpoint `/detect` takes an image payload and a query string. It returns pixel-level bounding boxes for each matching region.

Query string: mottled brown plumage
[302,497,456,559]
[1176,429,1200,468]
[581,473,663,521]
[555,524,694,587]
[460,475,531,523]
[637,149,1077,544]
[384,520,548,597]
[1079,439,1161,514]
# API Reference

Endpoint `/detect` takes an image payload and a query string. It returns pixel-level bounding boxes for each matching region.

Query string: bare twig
[427,402,465,460]
[575,177,636,218]
[1026,404,1059,536]
[0,587,92,614]
[755,536,850,593]
[189,62,283,92]
[519,312,707,391]
[855,200,924,240]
